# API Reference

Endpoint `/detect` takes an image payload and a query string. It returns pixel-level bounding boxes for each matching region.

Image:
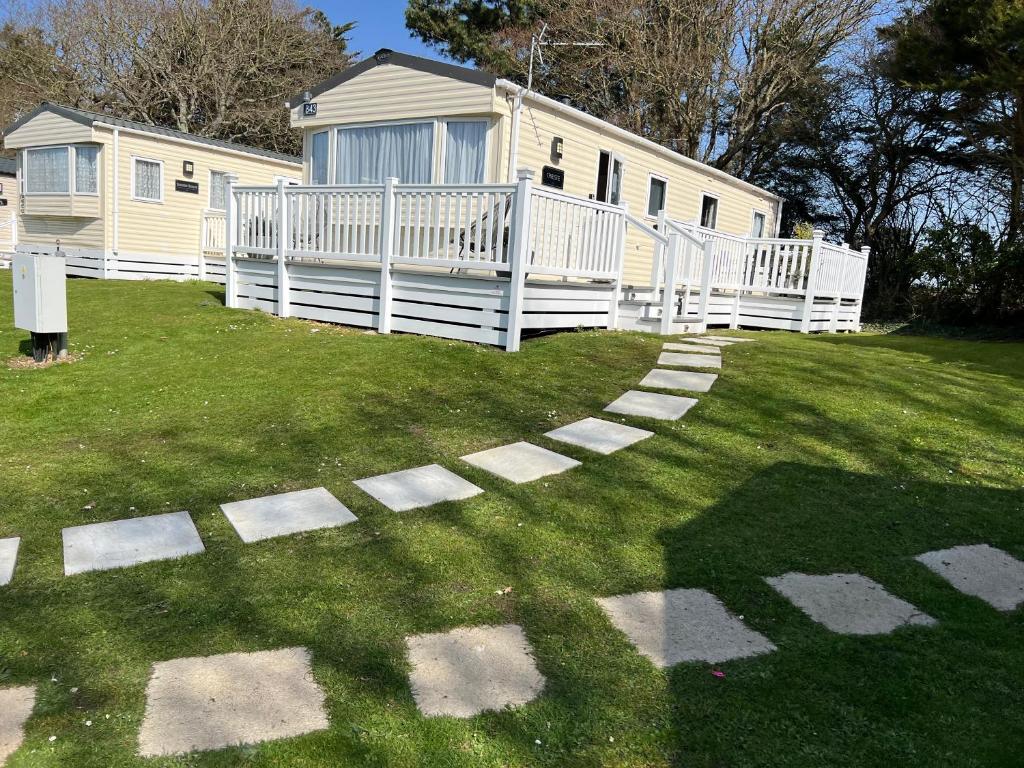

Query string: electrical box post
[13,245,69,362]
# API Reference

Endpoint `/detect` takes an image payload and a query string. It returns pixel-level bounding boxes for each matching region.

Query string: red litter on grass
[711,669,725,678]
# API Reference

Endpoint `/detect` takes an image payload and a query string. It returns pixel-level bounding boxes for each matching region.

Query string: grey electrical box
[13,252,68,333]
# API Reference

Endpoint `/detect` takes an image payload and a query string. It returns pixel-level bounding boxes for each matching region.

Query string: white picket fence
[0,208,16,267]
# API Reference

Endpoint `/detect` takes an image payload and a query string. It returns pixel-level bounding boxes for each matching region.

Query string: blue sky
[317,0,453,62]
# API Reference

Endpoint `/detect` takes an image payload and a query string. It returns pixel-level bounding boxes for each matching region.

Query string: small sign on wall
[0,198,7,207]
[302,103,318,117]
[541,165,565,190]
[174,180,199,194]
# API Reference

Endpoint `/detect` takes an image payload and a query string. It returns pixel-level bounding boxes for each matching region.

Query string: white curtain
[444,121,486,184]
[75,146,98,193]
[209,171,227,209]
[134,159,162,200]
[335,123,433,184]
[311,131,329,184]
[26,147,69,194]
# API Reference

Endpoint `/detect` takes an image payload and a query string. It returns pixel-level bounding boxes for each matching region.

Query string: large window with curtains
[335,122,433,184]
[443,121,487,184]
[25,145,99,195]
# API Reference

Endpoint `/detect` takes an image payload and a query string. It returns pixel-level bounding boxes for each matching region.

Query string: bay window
[25,147,70,194]
[335,122,433,184]
[75,146,98,194]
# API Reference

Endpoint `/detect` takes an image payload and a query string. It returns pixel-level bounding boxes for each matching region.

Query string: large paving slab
[596,588,776,667]
[688,338,735,347]
[0,686,35,764]
[406,624,545,718]
[765,573,936,635]
[640,369,718,393]
[545,417,653,455]
[605,390,698,421]
[461,441,580,484]
[137,647,328,757]
[663,342,721,354]
[658,352,722,369]
[221,487,357,543]
[0,538,19,586]
[915,544,1024,612]
[354,464,484,512]
[700,335,754,343]
[62,511,205,576]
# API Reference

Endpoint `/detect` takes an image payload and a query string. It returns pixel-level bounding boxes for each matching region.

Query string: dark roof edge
[3,103,301,165]
[289,49,496,108]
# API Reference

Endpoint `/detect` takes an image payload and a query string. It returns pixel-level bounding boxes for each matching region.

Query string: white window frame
[645,173,669,220]
[74,146,100,196]
[750,209,768,238]
[131,156,164,203]
[439,117,490,185]
[333,119,437,185]
[208,169,228,210]
[595,150,625,205]
[699,192,719,230]
[309,129,330,185]
[23,145,72,197]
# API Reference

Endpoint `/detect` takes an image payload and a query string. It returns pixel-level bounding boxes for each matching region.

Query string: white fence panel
[287,186,383,261]
[527,188,622,279]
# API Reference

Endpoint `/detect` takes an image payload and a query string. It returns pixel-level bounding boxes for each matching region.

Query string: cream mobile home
[2,103,301,280]
[212,51,871,348]
[0,157,17,262]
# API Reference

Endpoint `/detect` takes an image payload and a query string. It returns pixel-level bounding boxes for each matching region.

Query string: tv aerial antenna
[526,22,605,93]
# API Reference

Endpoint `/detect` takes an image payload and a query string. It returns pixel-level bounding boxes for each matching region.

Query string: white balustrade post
[378,177,398,333]
[697,240,714,323]
[224,174,239,308]
[650,208,667,287]
[198,213,207,281]
[660,232,680,335]
[800,228,825,333]
[505,168,534,352]
[275,179,291,318]
[607,201,628,330]
[829,243,851,333]
[854,245,871,331]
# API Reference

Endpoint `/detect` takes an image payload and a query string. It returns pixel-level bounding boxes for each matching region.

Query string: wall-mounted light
[182,160,194,178]
[551,137,564,162]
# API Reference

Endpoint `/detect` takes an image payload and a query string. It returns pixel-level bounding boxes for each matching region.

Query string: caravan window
[335,122,433,184]
[700,194,718,229]
[647,175,667,218]
[595,151,623,205]
[751,211,767,238]
[25,147,70,194]
[74,147,98,194]
[132,157,164,202]
[310,131,329,185]
[443,121,487,184]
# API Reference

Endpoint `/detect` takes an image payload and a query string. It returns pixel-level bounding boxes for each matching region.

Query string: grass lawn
[1,277,1022,767]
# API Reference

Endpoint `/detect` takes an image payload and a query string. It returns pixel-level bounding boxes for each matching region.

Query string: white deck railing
[0,209,17,260]
[527,187,625,279]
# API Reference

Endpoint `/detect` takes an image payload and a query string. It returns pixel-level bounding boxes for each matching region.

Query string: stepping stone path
[641,369,718,393]
[662,342,721,354]
[701,335,754,343]
[221,487,357,543]
[0,538,19,586]
[461,441,580,484]
[137,647,328,757]
[765,573,935,635]
[545,417,653,455]
[688,339,735,348]
[916,544,1024,612]
[62,511,205,576]
[658,352,722,369]
[354,464,483,512]
[406,624,545,718]
[0,686,35,764]
[596,588,775,667]
[605,390,698,421]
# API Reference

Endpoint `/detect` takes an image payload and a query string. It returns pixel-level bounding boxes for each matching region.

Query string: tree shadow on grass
[657,462,1024,768]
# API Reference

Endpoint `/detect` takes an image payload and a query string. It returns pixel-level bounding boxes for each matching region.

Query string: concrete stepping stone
[406,624,545,718]
[765,573,935,635]
[221,487,357,543]
[461,441,580,484]
[0,538,19,586]
[701,335,754,343]
[138,647,328,757]
[689,338,735,347]
[62,511,205,576]
[596,588,775,667]
[915,544,1024,612]
[354,464,483,512]
[658,352,722,369]
[605,390,698,421]
[640,369,718,393]
[0,686,35,764]
[662,342,721,354]
[545,417,653,455]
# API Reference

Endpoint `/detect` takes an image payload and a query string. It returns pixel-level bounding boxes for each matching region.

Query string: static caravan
[0,157,17,261]
[2,103,301,280]
[218,50,870,348]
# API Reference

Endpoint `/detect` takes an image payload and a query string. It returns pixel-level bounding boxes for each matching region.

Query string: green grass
[1,278,1022,767]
